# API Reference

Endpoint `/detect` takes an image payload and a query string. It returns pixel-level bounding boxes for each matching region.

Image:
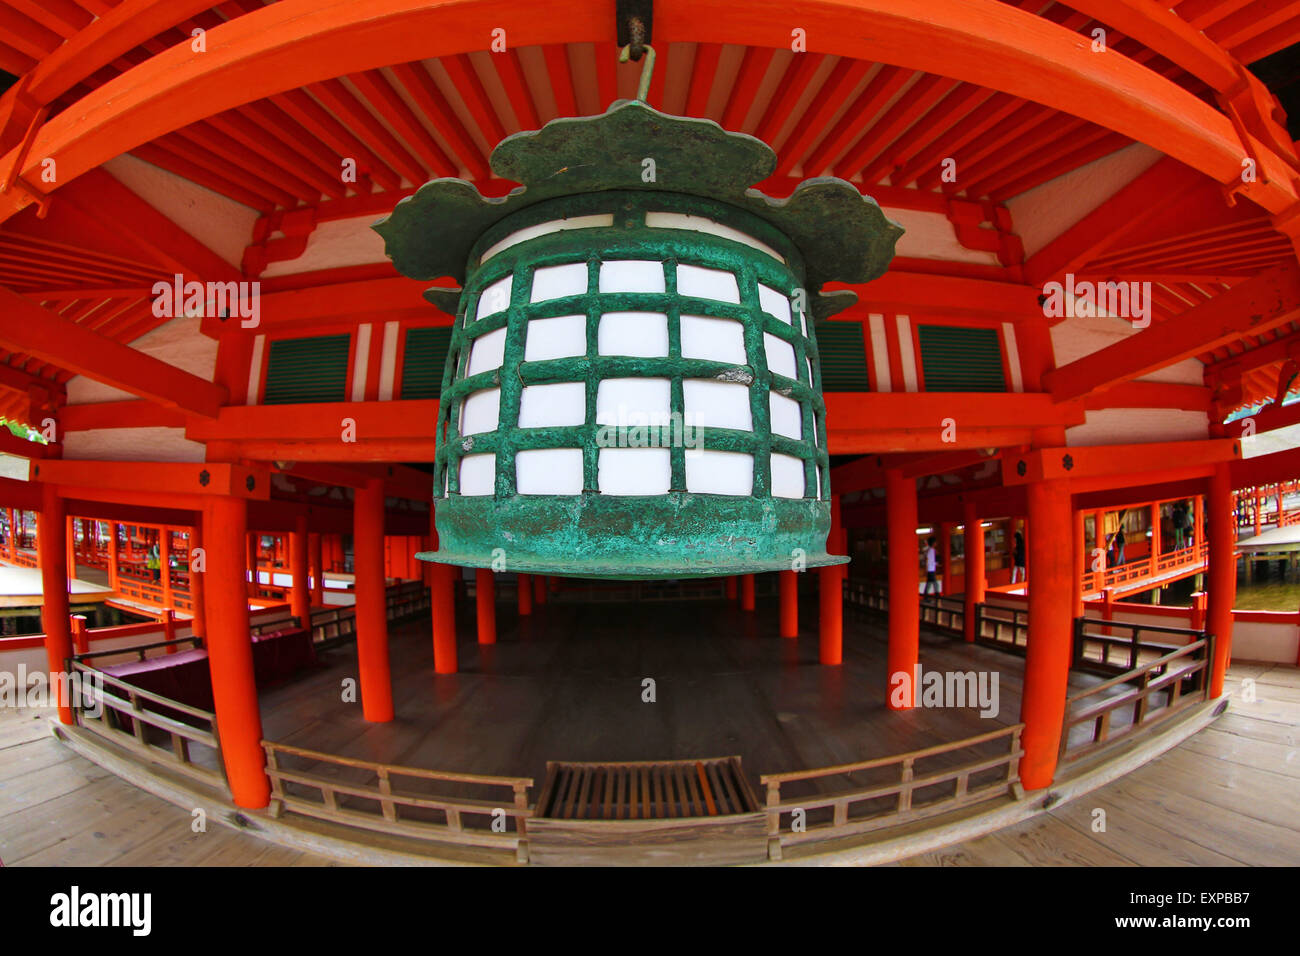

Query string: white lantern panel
[595,377,671,425]
[771,453,806,499]
[680,314,746,364]
[598,448,671,495]
[685,450,753,496]
[769,392,802,440]
[683,379,751,431]
[677,264,740,304]
[516,448,584,495]
[806,356,815,384]
[764,333,798,379]
[599,259,665,293]
[644,212,786,263]
[599,311,669,357]
[524,314,587,361]
[758,283,793,325]
[475,275,512,320]
[458,454,496,496]
[519,382,586,428]
[459,388,500,436]
[530,262,589,302]
[479,214,615,262]
[466,326,507,376]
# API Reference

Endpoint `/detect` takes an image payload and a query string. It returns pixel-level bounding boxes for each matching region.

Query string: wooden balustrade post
[70,614,88,656]
[163,609,177,654]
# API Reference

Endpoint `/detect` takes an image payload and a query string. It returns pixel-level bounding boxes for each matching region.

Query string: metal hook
[618,42,656,102]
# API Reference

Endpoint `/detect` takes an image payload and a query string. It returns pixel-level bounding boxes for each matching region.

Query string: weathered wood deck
[1,596,1295,866]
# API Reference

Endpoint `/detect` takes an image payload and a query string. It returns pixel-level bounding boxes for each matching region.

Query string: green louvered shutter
[816,322,871,392]
[401,327,454,399]
[263,334,350,404]
[917,325,1006,392]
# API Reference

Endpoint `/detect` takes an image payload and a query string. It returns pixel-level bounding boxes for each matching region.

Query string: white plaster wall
[1007,142,1162,258]
[883,207,1001,266]
[102,154,258,268]
[1231,619,1299,664]
[263,214,390,277]
[63,427,206,463]
[1066,408,1209,447]
[66,316,217,405]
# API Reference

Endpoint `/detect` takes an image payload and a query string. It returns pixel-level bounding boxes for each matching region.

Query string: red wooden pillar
[160,525,174,611]
[476,569,496,644]
[6,507,15,561]
[65,515,76,582]
[1206,464,1236,697]
[1073,507,1085,617]
[189,525,206,641]
[779,570,798,637]
[37,484,73,724]
[202,493,270,808]
[1149,501,1161,576]
[1254,489,1261,536]
[1019,477,1073,790]
[107,522,119,591]
[1092,509,1105,590]
[1190,591,1207,632]
[886,467,919,709]
[740,573,755,611]
[517,572,533,616]
[245,532,258,597]
[938,523,951,595]
[289,514,311,626]
[962,500,985,643]
[532,573,547,605]
[725,576,737,600]
[353,479,394,722]
[308,532,324,605]
[818,565,842,665]
[432,563,458,674]
[1193,495,1204,550]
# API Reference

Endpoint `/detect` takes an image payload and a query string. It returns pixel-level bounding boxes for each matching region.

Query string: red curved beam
[0,0,1296,226]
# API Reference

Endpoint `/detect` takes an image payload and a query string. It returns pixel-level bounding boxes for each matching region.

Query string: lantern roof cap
[373,99,903,309]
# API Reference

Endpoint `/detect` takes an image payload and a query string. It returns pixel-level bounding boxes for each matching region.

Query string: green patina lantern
[374,76,902,578]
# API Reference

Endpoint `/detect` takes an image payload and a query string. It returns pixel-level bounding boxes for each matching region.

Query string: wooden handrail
[1066,639,1209,704]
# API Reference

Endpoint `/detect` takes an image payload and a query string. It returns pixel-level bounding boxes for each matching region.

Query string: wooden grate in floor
[535,757,761,820]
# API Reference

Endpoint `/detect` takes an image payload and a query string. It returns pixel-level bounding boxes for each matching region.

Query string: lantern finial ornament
[374,98,903,578]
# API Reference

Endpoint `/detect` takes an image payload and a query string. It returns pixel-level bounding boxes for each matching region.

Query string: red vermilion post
[308,532,324,606]
[533,574,547,605]
[886,467,918,709]
[1019,478,1073,790]
[64,515,76,582]
[1073,507,1085,618]
[70,614,88,655]
[725,576,737,600]
[517,572,533,616]
[740,573,755,611]
[1206,464,1236,697]
[188,525,207,641]
[779,570,798,638]
[431,561,458,673]
[476,569,496,644]
[38,483,73,724]
[818,565,842,665]
[353,478,394,722]
[289,514,310,627]
[962,500,984,643]
[201,493,270,808]
[938,522,951,596]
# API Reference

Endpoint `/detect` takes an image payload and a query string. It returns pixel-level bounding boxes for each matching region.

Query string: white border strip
[1003,321,1024,393]
[246,334,265,405]
[351,323,372,402]
[868,313,891,392]
[896,313,918,393]
[377,321,399,401]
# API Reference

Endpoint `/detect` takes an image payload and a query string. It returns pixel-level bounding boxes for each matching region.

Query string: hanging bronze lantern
[374,57,902,578]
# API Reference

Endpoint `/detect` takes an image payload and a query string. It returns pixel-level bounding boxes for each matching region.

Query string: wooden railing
[386,580,430,620]
[1059,635,1213,765]
[310,606,357,647]
[73,635,203,666]
[1072,616,1205,678]
[263,741,534,861]
[71,659,225,788]
[920,595,964,635]
[843,579,888,612]
[1084,542,1207,594]
[758,724,1024,859]
[974,603,1029,653]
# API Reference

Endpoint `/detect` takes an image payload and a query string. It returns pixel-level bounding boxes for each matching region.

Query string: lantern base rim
[415,549,848,580]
